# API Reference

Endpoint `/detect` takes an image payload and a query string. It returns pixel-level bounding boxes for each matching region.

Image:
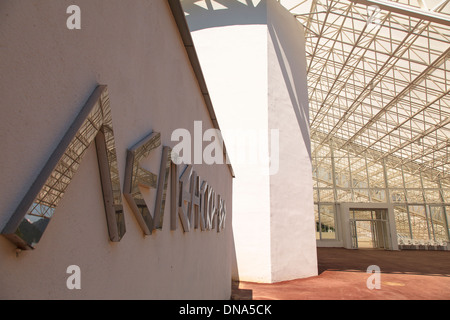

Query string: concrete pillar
[183,0,318,282]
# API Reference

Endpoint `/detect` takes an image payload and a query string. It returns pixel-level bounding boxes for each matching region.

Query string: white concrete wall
[0,0,233,299]
[267,0,317,282]
[184,0,318,283]
[188,23,272,283]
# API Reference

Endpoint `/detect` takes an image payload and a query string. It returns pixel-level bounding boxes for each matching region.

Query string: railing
[397,237,449,250]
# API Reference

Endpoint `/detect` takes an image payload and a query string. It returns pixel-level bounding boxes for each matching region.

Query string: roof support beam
[355,88,450,156]
[311,5,433,148]
[313,129,450,181]
[373,114,450,165]
[342,47,450,149]
[348,0,450,26]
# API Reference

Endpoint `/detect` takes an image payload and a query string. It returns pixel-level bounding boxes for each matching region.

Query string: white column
[185,0,318,282]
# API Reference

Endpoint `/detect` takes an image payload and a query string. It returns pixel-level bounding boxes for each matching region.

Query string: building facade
[0,0,233,299]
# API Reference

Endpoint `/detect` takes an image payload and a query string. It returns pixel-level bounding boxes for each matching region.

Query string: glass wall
[313,140,450,244]
[315,204,336,240]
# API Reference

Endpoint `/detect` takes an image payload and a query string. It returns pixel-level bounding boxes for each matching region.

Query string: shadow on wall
[181,0,311,159]
[181,0,314,289]
[182,0,267,31]
[267,11,311,159]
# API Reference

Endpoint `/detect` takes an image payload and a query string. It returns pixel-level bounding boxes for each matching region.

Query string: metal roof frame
[278,0,450,184]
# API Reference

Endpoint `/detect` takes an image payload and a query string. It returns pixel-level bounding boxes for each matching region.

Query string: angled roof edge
[167,0,235,178]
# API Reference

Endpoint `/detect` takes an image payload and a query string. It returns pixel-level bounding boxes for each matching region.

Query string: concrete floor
[232,247,450,300]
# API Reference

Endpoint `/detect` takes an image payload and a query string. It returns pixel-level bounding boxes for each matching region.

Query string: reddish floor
[232,248,450,300]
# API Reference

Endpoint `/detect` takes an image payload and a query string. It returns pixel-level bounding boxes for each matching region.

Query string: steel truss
[278,0,450,242]
[279,0,450,186]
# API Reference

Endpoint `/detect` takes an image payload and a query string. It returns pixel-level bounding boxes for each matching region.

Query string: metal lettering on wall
[123,132,172,235]
[173,165,226,233]
[1,86,125,250]
[1,85,227,250]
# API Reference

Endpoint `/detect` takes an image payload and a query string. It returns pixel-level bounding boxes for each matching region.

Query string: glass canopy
[279,0,449,182]
[278,0,450,243]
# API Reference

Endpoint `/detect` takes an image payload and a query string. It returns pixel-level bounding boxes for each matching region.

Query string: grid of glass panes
[276,0,450,244]
[313,139,450,243]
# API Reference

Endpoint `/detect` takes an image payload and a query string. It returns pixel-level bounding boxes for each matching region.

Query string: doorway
[349,209,390,249]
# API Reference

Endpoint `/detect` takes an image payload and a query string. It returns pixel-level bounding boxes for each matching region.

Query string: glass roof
[278,0,450,185]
